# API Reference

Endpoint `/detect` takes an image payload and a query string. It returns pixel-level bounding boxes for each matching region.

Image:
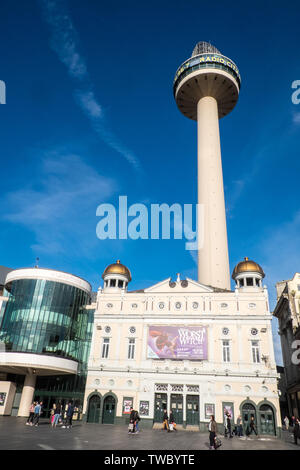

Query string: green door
[87,395,101,423]
[186,395,199,425]
[154,393,167,423]
[102,396,116,424]
[170,394,183,425]
[259,405,275,435]
[242,403,256,434]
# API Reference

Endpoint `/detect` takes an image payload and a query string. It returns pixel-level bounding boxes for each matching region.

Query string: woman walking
[26,402,36,426]
[236,415,243,437]
[208,415,218,450]
[284,416,290,431]
[52,402,62,428]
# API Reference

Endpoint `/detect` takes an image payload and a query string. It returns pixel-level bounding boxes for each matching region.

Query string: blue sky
[1,0,300,365]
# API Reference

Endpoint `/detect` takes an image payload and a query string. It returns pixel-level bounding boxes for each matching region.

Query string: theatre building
[83,259,281,435]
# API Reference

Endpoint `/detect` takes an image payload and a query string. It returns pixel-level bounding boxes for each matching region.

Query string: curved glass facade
[0,278,91,364]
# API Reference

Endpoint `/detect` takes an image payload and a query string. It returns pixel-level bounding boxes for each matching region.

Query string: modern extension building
[0,267,94,418]
[273,273,300,419]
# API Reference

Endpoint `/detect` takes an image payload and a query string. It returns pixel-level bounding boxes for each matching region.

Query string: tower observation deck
[174,42,241,290]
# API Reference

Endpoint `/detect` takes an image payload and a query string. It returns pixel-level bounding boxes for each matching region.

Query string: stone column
[18,371,37,417]
[197,96,230,290]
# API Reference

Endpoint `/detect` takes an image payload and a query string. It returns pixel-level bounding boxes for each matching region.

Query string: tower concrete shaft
[197,96,230,289]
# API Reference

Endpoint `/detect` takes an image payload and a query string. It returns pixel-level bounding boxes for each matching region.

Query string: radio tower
[173,42,241,290]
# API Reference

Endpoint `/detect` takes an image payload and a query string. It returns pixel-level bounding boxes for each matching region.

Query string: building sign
[139,401,149,416]
[223,402,234,422]
[147,325,207,360]
[0,392,6,406]
[123,397,133,415]
[174,54,241,86]
[205,403,215,419]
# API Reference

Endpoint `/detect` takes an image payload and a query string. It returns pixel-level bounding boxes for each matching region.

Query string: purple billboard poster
[147,325,207,360]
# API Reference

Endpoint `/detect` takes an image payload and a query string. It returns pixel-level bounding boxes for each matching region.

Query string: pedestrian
[162,409,169,431]
[293,418,300,445]
[249,416,258,436]
[208,415,218,450]
[291,416,296,427]
[52,402,62,428]
[26,402,35,426]
[128,407,136,434]
[33,401,42,426]
[62,402,74,429]
[284,416,290,431]
[223,413,228,437]
[50,403,56,425]
[169,411,177,431]
[134,409,141,433]
[236,415,243,437]
[226,413,233,438]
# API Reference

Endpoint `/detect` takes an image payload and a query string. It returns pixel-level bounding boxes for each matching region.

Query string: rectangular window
[252,341,260,363]
[102,338,110,358]
[222,340,230,362]
[128,338,135,359]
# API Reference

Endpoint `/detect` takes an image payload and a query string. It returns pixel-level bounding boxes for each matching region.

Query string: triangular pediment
[144,277,214,293]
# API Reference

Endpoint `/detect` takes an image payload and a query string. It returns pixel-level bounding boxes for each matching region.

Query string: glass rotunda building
[0,268,94,419]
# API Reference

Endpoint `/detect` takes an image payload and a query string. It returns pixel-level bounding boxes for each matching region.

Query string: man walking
[134,409,141,433]
[208,415,218,450]
[128,407,136,434]
[249,416,258,436]
[33,401,42,426]
[64,402,74,429]
[293,418,300,445]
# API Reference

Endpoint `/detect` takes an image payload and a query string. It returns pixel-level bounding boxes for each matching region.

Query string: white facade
[83,273,280,433]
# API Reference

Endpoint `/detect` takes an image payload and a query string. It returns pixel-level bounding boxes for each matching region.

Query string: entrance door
[186,395,199,425]
[242,403,256,434]
[154,393,167,423]
[87,395,101,423]
[102,395,116,424]
[259,405,275,435]
[170,394,183,425]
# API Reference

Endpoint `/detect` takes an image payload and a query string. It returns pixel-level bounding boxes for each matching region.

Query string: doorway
[102,395,116,424]
[242,403,256,434]
[154,393,167,422]
[87,394,101,423]
[170,394,183,424]
[259,404,275,435]
[186,395,199,425]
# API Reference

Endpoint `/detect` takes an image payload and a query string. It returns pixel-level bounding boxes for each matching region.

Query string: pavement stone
[0,417,299,451]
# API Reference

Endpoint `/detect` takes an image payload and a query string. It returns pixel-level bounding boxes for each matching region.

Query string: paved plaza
[0,417,299,451]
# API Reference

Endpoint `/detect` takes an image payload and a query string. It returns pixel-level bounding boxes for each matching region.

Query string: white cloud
[39,0,141,173]
[2,151,117,256]
[293,112,300,124]
[257,211,300,365]
[75,90,102,119]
